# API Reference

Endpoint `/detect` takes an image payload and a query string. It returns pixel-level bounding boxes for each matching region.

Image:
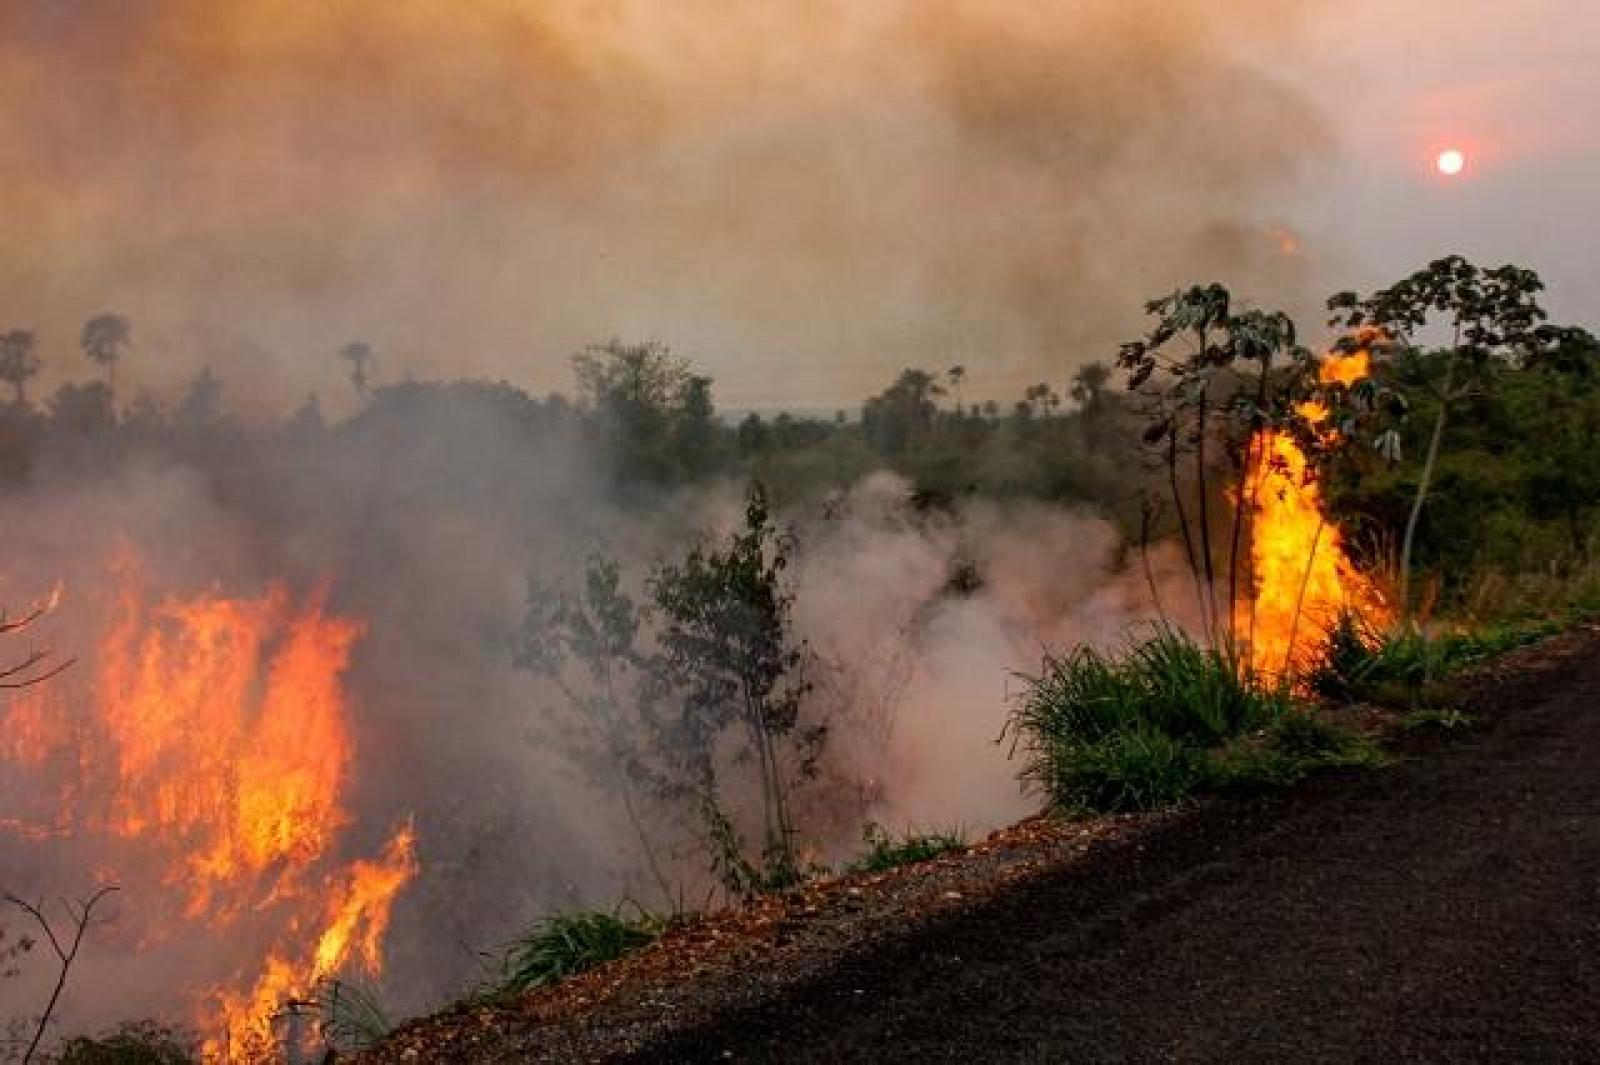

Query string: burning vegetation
[0,253,1593,1061]
[2,557,415,1058]
[1244,348,1392,678]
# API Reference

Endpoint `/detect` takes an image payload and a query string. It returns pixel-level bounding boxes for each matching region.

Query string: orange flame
[1244,350,1388,676]
[0,553,417,1061]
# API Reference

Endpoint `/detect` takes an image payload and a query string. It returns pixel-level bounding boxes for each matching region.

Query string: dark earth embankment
[371,629,1600,1064]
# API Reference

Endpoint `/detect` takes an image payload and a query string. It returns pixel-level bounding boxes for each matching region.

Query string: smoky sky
[0,1,1332,412]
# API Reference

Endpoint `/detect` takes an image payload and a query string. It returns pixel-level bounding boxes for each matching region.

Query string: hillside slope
[370,629,1600,1063]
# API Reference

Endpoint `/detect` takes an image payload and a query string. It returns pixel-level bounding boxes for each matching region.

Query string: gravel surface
[369,628,1600,1064]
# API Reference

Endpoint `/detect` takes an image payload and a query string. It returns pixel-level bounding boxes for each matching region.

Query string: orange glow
[0,554,417,1061]
[1244,350,1389,677]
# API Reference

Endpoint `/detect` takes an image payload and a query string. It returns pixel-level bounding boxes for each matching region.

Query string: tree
[1022,382,1052,418]
[946,365,967,415]
[1328,256,1550,619]
[1070,361,1112,450]
[1117,285,1320,649]
[516,556,677,906]
[339,342,376,401]
[0,331,40,406]
[862,369,943,454]
[650,482,817,894]
[175,367,223,427]
[80,314,130,394]
[672,374,719,478]
[571,339,692,482]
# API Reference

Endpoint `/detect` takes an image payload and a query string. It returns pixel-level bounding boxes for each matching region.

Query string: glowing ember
[1244,350,1389,676]
[0,554,416,1061]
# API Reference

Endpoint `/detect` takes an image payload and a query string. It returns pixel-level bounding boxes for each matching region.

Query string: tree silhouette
[1071,361,1113,449]
[947,365,967,414]
[80,314,131,394]
[0,330,40,406]
[1328,256,1550,619]
[339,342,375,401]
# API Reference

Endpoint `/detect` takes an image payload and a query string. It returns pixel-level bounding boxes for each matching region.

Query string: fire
[0,553,416,1061]
[1244,350,1389,676]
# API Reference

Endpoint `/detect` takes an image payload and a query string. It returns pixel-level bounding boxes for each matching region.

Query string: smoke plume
[0,0,1329,410]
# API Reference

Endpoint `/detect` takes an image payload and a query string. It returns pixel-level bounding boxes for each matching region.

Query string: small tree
[1328,257,1550,619]
[516,556,677,906]
[650,482,818,894]
[1117,285,1321,650]
[338,342,376,401]
[946,365,967,415]
[80,314,130,395]
[0,331,40,407]
[862,369,943,454]
[1070,361,1111,446]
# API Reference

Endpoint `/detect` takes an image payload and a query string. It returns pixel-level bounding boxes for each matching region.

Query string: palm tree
[0,330,40,406]
[339,341,375,400]
[80,313,131,394]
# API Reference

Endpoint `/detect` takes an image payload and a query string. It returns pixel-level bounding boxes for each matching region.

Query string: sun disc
[1437,148,1467,177]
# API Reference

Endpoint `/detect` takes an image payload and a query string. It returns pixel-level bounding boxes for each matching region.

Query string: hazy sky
[0,1,1594,411]
[1291,0,1600,326]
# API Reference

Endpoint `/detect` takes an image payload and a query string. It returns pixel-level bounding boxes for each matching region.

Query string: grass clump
[848,822,966,874]
[1008,624,1316,814]
[1204,712,1388,793]
[1309,610,1561,710]
[491,906,666,996]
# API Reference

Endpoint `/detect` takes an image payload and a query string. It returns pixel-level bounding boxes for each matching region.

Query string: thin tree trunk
[1195,388,1220,643]
[1227,434,1255,653]
[1283,519,1328,679]
[1168,427,1210,645]
[618,773,674,909]
[1229,357,1275,657]
[1401,362,1455,622]
[1139,505,1169,624]
[592,666,673,908]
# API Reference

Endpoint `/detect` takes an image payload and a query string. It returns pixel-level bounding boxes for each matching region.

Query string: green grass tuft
[848,822,966,873]
[1309,610,1561,709]
[492,906,666,997]
[1008,624,1312,814]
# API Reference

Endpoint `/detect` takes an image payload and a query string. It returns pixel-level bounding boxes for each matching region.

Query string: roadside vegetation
[5,254,1598,1056]
[1006,625,1383,814]
[847,823,968,874]
[484,908,669,1000]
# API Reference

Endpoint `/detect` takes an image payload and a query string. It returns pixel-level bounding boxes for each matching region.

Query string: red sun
[1436,148,1467,177]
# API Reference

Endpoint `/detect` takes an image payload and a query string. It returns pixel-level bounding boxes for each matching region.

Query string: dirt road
[633,636,1600,1063]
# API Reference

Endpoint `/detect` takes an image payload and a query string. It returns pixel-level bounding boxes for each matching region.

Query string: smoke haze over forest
[0,0,1337,412]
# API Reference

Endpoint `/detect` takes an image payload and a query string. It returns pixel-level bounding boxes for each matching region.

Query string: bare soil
[367,627,1600,1064]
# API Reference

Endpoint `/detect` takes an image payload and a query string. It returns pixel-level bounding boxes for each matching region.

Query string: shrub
[492,907,666,996]
[1203,713,1387,794]
[848,823,966,874]
[57,1021,195,1064]
[1008,625,1299,814]
[1309,610,1562,708]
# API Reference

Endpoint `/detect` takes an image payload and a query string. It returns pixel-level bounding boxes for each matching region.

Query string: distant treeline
[2,290,1598,616]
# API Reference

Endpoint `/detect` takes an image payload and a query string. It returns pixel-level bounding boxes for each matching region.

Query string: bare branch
[4,885,120,1064]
